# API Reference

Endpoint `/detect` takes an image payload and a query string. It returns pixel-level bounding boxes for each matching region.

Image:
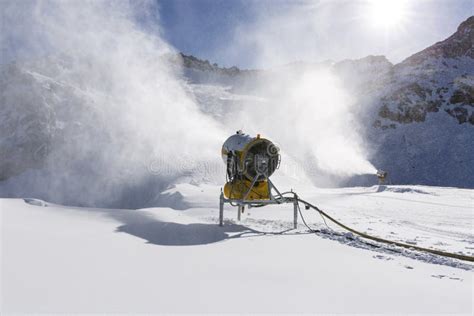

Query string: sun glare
[368,0,408,29]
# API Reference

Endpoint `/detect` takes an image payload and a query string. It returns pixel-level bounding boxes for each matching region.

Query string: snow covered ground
[1,184,473,313]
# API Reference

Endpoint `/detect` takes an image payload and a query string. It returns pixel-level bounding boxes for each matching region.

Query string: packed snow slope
[1,184,473,313]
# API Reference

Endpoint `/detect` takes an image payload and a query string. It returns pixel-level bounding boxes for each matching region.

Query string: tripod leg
[293,199,298,229]
[219,192,224,226]
[237,205,244,221]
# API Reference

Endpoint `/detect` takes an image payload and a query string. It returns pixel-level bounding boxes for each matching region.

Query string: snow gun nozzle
[376,170,388,184]
[376,170,387,178]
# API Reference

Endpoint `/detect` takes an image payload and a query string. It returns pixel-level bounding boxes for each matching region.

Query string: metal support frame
[293,198,298,229]
[237,205,244,221]
[219,191,224,226]
[218,177,297,229]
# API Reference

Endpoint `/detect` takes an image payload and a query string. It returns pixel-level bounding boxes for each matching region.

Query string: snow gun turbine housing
[376,169,388,184]
[219,130,298,228]
[221,130,280,200]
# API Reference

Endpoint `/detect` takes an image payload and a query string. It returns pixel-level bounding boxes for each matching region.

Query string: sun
[368,0,408,29]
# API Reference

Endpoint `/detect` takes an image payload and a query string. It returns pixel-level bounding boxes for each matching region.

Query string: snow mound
[23,198,49,207]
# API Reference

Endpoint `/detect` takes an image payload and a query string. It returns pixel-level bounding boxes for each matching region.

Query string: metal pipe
[219,191,224,226]
[293,198,298,229]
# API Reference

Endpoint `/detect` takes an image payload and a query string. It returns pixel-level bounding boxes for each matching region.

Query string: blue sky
[1,0,472,68]
[158,0,253,62]
[156,0,473,68]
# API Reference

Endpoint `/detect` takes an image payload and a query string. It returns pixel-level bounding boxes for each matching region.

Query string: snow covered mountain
[375,15,473,126]
[365,16,474,188]
[175,16,474,188]
[178,16,473,127]
[0,17,473,208]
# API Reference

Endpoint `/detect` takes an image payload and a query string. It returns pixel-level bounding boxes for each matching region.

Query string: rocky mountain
[0,16,473,208]
[405,16,473,63]
[364,16,473,188]
[174,16,474,188]
[375,16,473,127]
[178,17,474,127]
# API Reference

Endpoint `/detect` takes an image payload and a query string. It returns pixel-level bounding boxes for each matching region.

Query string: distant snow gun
[376,169,388,185]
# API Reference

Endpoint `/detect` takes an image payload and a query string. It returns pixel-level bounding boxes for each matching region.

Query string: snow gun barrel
[221,130,280,200]
[218,130,295,227]
[376,170,388,184]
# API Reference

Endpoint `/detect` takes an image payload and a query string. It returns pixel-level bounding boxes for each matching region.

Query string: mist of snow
[1,0,379,207]
[0,0,224,207]
[230,67,377,182]
[226,4,378,180]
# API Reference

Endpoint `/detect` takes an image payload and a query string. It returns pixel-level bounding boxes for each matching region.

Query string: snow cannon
[218,131,298,227]
[221,130,280,200]
[376,170,388,185]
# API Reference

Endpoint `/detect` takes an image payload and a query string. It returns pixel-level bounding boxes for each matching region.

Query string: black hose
[292,197,474,263]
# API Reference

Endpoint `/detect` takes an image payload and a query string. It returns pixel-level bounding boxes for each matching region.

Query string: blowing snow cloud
[0,0,224,207]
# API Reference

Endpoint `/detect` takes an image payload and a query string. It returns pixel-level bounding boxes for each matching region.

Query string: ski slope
[1,184,473,313]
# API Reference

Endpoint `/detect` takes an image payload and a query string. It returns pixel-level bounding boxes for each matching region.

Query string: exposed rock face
[446,78,474,124]
[372,16,474,127]
[404,16,474,64]
[376,83,441,125]
[179,53,241,76]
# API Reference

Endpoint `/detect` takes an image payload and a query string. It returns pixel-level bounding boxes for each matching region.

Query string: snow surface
[1,184,473,313]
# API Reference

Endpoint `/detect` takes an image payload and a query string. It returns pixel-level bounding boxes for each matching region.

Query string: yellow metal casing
[224,180,270,200]
[222,131,280,182]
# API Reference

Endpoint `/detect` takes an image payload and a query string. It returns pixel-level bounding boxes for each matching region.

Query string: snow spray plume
[224,2,377,185]
[0,0,224,208]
